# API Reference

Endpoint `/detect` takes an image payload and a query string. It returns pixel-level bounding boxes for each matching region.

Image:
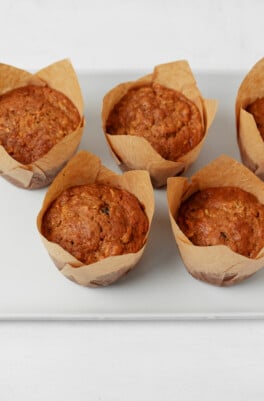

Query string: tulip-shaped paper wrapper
[167,155,264,286]
[37,151,154,287]
[236,57,264,179]
[102,60,217,187]
[0,59,84,188]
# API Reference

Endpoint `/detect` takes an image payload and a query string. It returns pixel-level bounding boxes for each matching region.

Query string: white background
[1,0,263,73]
[1,0,264,400]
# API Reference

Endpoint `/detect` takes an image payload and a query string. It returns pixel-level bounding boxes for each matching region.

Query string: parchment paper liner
[167,155,264,286]
[37,150,154,287]
[236,57,264,179]
[0,59,84,189]
[102,60,217,187]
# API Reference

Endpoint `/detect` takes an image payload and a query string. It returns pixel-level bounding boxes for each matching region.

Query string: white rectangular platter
[2,70,264,320]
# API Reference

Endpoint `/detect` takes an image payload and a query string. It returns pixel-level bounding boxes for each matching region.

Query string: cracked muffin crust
[0,85,80,164]
[246,97,264,140]
[41,183,149,265]
[177,186,264,258]
[106,83,203,161]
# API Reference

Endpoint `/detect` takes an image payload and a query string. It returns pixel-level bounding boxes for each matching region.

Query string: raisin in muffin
[0,85,80,164]
[106,83,203,162]
[177,186,264,258]
[41,183,149,265]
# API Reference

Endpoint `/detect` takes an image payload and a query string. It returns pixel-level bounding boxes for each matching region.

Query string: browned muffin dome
[41,183,149,265]
[177,186,264,258]
[106,83,203,161]
[0,85,80,164]
[246,97,264,140]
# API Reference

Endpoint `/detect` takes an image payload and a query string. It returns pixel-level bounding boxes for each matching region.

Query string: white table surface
[1,1,264,399]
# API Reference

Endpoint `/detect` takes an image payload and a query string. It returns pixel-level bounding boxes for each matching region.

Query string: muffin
[0,59,84,189]
[41,183,149,265]
[102,60,217,187]
[167,155,264,286]
[0,85,80,165]
[106,83,203,162]
[177,187,264,259]
[37,150,154,287]
[236,57,264,179]
[246,97,264,140]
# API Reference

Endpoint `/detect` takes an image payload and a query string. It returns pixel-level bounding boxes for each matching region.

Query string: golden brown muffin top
[246,97,264,140]
[0,85,80,164]
[42,183,149,265]
[106,83,203,161]
[177,186,264,258]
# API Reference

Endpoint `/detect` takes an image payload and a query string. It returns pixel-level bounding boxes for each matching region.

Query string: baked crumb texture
[42,184,149,265]
[106,83,203,161]
[246,97,264,140]
[0,85,80,164]
[177,186,264,258]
